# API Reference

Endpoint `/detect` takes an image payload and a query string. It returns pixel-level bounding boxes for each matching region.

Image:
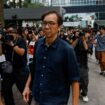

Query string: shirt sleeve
[66,46,80,84]
[16,38,27,50]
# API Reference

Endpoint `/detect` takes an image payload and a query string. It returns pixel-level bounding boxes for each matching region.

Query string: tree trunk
[13,0,16,8]
[19,0,22,8]
[0,0,4,26]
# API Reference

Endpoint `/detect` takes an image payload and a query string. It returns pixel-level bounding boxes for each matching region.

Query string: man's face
[85,32,91,38]
[100,28,105,35]
[24,29,28,35]
[7,27,17,40]
[60,31,64,35]
[42,13,60,38]
[67,30,72,36]
[39,30,44,36]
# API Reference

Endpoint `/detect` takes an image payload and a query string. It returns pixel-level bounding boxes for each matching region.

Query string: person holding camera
[0,23,6,76]
[72,29,91,102]
[0,32,5,75]
[0,32,5,105]
[1,26,29,105]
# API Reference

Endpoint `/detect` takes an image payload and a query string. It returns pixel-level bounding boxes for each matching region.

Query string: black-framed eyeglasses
[42,21,57,26]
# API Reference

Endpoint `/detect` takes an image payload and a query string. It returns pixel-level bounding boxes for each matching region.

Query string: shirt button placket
[40,91,42,94]
[43,56,47,60]
[41,74,44,77]
[42,56,46,69]
[42,65,45,69]
[40,83,43,86]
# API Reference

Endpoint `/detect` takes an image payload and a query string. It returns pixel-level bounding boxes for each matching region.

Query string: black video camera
[4,35,14,42]
[79,32,85,37]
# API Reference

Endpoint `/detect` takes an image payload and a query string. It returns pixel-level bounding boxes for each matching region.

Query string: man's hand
[0,34,2,39]
[81,36,86,41]
[22,86,31,103]
[72,81,79,105]
[5,41,14,47]
[9,41,15,47]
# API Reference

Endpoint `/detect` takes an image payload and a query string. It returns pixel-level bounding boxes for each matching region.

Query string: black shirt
[5,38,27,69]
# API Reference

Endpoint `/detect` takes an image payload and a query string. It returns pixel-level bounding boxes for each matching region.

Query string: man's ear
[58,25,62,32]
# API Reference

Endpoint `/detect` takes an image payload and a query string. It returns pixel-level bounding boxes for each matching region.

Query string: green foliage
[23,2,44,8]
[64,15,82,22]
[0,0,4,26]
[22,1,28,7]
[64,16,69,21]
[4,0,45,8]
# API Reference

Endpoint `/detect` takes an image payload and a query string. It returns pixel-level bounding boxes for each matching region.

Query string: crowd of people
[0,10,105,105]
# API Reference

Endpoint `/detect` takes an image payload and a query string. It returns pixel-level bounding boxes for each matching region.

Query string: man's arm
[82,36,88,50]
[23,73,32,103]
[72,38,79,48]
[72,81,79,105]
[0,34,3,55]
[13,45,25,56]
[7,39,26,56]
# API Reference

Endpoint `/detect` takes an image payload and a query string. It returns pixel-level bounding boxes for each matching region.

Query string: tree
[0,0,4,26]
[22,1,44,8]
[28,3,44,8]
[17,0,22,8]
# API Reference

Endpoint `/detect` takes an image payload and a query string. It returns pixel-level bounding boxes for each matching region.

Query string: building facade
[31,0,105,20]
[31,0,105,26]
[31,0,105,6]
[31,0,50,6]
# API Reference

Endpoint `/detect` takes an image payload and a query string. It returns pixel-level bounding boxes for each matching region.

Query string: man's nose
[44,24,50,28]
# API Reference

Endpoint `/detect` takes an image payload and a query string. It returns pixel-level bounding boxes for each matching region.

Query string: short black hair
[6,23,16,29]
[99,26,105,30]
[83,28,91,33]
[41,10,63,26]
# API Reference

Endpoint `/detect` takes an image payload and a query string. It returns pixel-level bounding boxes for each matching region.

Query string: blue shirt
[32,37,79,105]
[96,35,105,51]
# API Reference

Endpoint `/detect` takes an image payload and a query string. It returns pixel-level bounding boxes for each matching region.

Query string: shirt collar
[40,36,60,49]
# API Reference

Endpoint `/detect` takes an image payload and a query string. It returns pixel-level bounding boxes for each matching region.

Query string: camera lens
[4,35,14,41]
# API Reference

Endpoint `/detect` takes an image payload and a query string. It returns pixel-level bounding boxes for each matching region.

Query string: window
[51,0,104,6]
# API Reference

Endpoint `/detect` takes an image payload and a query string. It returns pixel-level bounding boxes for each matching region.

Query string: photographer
[1,26,29,105]
[0,31,6,78]
[72,29,91,102]
[0,31,5,105]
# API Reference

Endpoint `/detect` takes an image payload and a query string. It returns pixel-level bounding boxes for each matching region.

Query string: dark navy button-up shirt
[32,37,79,105]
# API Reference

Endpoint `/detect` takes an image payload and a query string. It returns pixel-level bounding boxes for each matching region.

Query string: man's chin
[45,33,51,37]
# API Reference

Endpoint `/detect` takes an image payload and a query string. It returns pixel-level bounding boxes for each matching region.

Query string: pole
[0,0,4,26]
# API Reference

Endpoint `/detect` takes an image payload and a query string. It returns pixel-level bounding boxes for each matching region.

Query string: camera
[79,32,85,37]
[28,30,32,34]
[4,35,14,41]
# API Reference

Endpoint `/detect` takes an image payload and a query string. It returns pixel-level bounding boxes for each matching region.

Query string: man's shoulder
[17,37,25,42]
[36,37,44,45]
[59,38,73,49]
[34,37,44,49]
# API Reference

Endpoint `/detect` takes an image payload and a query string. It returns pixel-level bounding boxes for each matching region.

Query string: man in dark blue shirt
[23,11,80,105]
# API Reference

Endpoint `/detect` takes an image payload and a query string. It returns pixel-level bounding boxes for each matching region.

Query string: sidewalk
[0,51,105,105]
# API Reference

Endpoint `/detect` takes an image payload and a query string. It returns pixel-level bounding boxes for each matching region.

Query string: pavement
[0,51,105,105]
[77,59,105,105]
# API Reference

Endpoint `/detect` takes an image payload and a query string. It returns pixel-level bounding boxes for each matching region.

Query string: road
[1,55,105,105]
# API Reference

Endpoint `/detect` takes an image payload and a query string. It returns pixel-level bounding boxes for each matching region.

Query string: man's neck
[101,33,105,37]
[45,35,57,46]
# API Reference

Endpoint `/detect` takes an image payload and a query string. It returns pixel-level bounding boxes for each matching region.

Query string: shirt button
[40,91,42,94]
[40,83,42,86]
[42,65,45,68]
[43,56,47,59]
[41,74,44,77]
